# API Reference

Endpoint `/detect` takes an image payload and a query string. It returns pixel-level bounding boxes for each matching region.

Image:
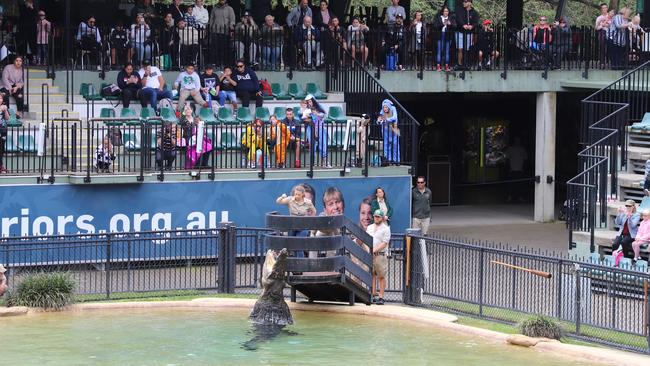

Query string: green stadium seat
[160,107,178,124]
[287,83,307,99]
[100,83,121,101]
[7,109,20,126]
[5,134,18,153]
[326,106,347,123]
[220,131,240,149]
[80,83,102,101]
[273,107,287,120]
[18,134,37,153]
[237,108,254,123]
[120,107,140,125]
[255,107,271,122]
[100,108,115,118]
[271,83,292,100]
[123,132,141,152]
[199,107,218,124]
[140,107,158,124]
[217,107,237,124]
[631,113,650,131]
[306,83,328,99]
[293,106,301,118]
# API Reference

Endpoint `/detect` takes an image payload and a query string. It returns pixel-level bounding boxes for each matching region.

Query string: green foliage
[519,315,563,340]
[6,273,75,310]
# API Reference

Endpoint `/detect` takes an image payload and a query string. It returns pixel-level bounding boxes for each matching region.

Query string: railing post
[307,124,314,178]
[105,233,112,299]
[574,266,581,334]
[362,123,369,177]
[84,120,91,183]
[138,122,145,182]
[226,224,237,293]
[217,224,228,293]
[478,248,484,317]
[404,228,423,305]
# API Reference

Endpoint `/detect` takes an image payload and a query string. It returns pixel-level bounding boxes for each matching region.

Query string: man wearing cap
[0,264,8,297]
[367,209,391,304]
[455,0,480,70]
[386,0,406,26]
[477,19,498,70]
[612,200,640,258]
[138,60,173,109]
[383,12,406,70]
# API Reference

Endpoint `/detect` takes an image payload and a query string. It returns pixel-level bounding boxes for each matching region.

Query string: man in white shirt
[193,0,210,28]
[138,60,173,109]
[367,209,391,305]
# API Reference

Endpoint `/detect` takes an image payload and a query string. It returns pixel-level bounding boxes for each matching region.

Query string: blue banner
[0,176,412,237]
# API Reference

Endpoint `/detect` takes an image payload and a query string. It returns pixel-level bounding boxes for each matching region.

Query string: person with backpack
[138,60,173,110]
[234,59,263,108]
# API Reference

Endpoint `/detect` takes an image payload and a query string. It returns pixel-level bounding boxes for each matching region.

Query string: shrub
[519,315,563,340]
[6,272,75,310]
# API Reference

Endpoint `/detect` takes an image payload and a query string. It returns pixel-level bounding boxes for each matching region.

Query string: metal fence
[406,234,650,354]
[2,114,409,181]
[566,60,650,251]
[2,227,649,353]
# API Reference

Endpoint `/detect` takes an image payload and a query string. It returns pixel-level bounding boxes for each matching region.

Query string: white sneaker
[644,189,650,196]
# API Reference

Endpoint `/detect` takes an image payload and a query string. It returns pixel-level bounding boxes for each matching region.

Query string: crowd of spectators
[2,0,648,72]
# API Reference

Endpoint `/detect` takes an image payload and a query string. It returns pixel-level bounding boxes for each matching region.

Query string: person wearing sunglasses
[612,199,640,259]
[412,176,432,235]
[233,59,263,108]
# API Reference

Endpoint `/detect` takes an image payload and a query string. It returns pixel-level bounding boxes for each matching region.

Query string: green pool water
[2,308,586,365]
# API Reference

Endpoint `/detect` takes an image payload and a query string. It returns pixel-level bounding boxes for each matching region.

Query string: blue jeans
[218,91,237,106]
[262,46,281,69]
[140,87,173,109]
[436,39,450,65]
[133,42,152,64]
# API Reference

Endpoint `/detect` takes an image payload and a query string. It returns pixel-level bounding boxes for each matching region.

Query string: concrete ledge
[0,306,28,317]
[3,298,649,365]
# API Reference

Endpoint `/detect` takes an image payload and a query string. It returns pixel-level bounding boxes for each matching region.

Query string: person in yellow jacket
[268,115,290,168]
[242,118,268,168]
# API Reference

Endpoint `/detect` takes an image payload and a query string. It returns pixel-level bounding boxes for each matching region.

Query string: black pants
[644,178,650,190]
[180,44,199,68]
[613,234,634,258]
[1,87,25,112]
[237,90,263,108]
[156,149,176,169]
[121,87,141,108]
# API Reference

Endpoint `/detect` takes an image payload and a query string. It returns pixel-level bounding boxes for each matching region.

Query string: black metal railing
[2,228,649,352]
[325,30,420,175]
[567,60,650,251]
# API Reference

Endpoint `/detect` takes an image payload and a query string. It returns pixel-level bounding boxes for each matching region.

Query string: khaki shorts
[373,254,388,278]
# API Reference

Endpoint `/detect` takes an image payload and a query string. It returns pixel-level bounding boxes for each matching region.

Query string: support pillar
[535,92,556,223]
[506,0,523,30]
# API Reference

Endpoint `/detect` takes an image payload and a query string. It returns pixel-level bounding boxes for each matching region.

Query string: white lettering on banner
[186,211,205,229]
[77,215,96,234]
[133,213,150,231]
[21,208,30,237]
[33,216,55,236]
[151,213,172,231]
[236,74,251,81]
[57,215,74,235]
[2,217,18,237]
[0,210,225,236]
[110,214,131,232]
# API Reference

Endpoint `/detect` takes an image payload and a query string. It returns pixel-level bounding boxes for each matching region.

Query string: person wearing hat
[383,12,406,70]
[366,209,391,304]
[612,199,640,259]
[386,0,406,25]
[0,264,7,297]
[200,64,219,108]
[138,59,173,109]
[477,19,498,70]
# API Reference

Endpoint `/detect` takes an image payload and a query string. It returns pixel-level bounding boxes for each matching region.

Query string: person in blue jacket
[377,99,400,164]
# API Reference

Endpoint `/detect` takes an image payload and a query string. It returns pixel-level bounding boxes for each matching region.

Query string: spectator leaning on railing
[296,16,322,69]
[608,7,631,70]
[110,22,129,69]
[131,13,152,65]
[260,15,283,70]
[177,19,200,67]
[383,13,406,70]
[455,0,479,70]
[595,3,611,68]
[76,16,102,68]
[433,5,454,72]
[287,0,313,28]
[612,199,640,259]
[234,11,259,66]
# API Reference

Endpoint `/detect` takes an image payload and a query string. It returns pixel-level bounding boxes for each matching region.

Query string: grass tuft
[519,315,563,340]
[6,272,75,310]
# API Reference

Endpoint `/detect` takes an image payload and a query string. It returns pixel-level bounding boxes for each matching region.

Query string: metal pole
[478,248,484,317]
[105,234,112,299]
[575,267,581,334]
